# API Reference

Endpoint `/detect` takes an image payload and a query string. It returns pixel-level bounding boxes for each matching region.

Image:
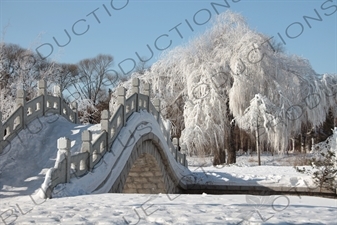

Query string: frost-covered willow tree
[229,31,335,155]
[110,11,336,164]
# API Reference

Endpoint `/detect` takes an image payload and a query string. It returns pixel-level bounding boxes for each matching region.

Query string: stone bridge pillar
[57,137,71,183]
[143,83,151,96]
[82,130,93,171]
[117,87,126,126]
[132,78,140,94]
[38,80,47,116]
[153,99,160,122]
[38,79,47,96]
[16,89,26,128]
[16,89,26,108]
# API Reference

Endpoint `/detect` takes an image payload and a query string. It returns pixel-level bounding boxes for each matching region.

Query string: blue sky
[1,0,336,75]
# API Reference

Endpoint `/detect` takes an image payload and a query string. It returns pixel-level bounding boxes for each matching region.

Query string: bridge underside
[123,153,166,194]
[108,136,183,195]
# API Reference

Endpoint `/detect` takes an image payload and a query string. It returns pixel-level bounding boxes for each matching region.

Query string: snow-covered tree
[309,128,337,191]
[0,43,57,120]
[70,54,117,124]
[110,11,336,164]
[237,94,274,165]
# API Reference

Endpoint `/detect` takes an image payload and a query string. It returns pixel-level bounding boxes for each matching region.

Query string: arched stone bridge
[40,78,190,198]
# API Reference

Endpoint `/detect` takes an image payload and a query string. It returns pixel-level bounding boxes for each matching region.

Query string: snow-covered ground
[0,114,336,224]
[0,115,100,198]
[2,193,336,224]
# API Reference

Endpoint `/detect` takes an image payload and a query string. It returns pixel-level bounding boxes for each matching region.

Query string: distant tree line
[0,42,142,123]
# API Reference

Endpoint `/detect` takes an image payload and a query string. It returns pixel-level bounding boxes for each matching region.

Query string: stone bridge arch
[41,79,190,198]
[108,133,183,194]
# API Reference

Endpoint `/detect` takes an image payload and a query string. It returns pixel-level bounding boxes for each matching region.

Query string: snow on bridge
[0,79,190,199]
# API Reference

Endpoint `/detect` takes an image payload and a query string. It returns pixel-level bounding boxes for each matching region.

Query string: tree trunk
[226,123,236,164]
[235,127,240,151]
[213,147,226,166]
[227,126,236,164]
[226,98,236,164]
[300,134,305,153]
[240,130,245,151]
[256,129,261,166]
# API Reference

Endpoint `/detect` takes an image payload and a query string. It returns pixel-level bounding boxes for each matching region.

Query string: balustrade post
[82,130,93,171]
[38,80,47,116]
[184,154,187,168]
[132,78,140,94]
[53,85,61,97]
[101,109,110,147]
[38,79,47,96]
[0,112,3,155]
[143,83,151,111]
[52,85,64,116]
[173,137,178,150]
[132,78,140,112]
[117,87,126,126]
[16,89,26,107]
[143,83,150,95]
[101,110,109,133]
[16,89,26,128]
[57,137,71,183]
[117,87,126,106]
[72,102,79,124]
[181,143,187,154]
[153,99,160,122]
[180,144,188,167]
[108,98,114,115]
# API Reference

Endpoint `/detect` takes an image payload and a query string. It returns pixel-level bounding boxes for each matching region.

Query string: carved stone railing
[42,78,188,198]
[0,80,78,155]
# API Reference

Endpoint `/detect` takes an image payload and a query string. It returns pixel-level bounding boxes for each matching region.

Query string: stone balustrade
[0,80,78,155]
[41,78,188,198]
